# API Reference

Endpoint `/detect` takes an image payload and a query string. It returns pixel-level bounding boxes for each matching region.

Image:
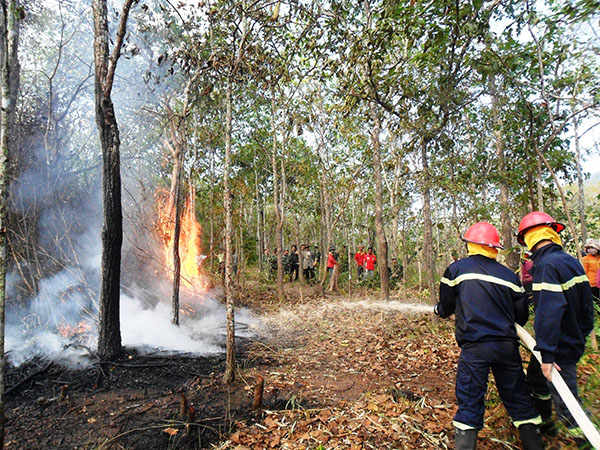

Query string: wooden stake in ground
[179,393,187,418]
[252,375,264,410]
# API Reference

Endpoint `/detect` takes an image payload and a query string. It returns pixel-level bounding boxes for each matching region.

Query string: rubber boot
[518,424,544,450]
[454,428,478,450]
[533,398,557,437]
[573,437,591,449]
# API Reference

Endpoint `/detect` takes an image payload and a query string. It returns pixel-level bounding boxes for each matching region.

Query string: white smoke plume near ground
[5,250,257,368]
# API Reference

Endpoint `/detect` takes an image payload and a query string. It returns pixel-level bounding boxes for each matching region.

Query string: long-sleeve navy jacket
[531,243,594,365]
[435,255,528,347]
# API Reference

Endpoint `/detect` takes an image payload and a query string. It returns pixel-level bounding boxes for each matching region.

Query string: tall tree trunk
[170,141,183,325]
[93,0,133,361]
[536,155,543,211]
[389,136,401,260]
[363,0,389,298]
[574,117,587,243]
[209,145,214,270]
[270,90,285,301]
[167,75,196,325]
[421,140,437,309]
[489,74,517,268]
[0,1,19,444]
[223,76,235,384]
[254,148,262,270]
[370,101,389,299]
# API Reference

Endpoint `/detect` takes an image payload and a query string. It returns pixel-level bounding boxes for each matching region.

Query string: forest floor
[5,276,600,449]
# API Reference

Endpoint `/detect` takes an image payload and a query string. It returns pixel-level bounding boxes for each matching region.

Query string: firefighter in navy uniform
[434,222,542,450]
[517,212,595,449]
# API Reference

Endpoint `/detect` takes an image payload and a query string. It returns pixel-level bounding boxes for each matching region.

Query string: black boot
[573,437,591,449]
[454,428,478,450]
[533,398,557,437]
[518,423,544,450]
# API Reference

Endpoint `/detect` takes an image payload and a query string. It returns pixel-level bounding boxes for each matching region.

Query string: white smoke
[6,270,257,368]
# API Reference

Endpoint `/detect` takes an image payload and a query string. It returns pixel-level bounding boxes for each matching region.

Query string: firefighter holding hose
[434,222,543,450]
[516,212,595,449]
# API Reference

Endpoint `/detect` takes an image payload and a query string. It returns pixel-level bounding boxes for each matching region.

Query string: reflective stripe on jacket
[531,243,594,365]
[436,255,528,347]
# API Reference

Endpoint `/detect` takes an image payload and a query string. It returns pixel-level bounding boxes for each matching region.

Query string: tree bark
[270,89,285,301]
[574,117,587,243]
[170,138,183,325]
[93,0,133,361]
[420,140,437,310]
[166,75,197,325]
[489,74,517,269]
[223,75,235,384]
[370,101,389,299]
[0,1,20,445]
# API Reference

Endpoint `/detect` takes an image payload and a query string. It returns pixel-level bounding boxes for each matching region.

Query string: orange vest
[582,254,600,287]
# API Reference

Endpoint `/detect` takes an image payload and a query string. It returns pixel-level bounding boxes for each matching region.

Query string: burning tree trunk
[0,0,20,444]
[170,139,183,326]
[92,0,134,360]
[164,75,198,326]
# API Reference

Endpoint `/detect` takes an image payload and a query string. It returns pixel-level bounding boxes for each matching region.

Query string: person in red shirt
[327,246,338,279]
[364,247,377,279]
[354,245,366,280]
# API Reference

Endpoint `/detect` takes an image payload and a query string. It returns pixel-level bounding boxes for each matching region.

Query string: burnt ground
[5,281,599,449]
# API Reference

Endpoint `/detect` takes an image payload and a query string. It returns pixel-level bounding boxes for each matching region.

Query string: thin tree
[92,0,134,360]
[0,1,20,443]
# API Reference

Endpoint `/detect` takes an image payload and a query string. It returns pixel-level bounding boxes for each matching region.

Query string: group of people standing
[265,244,321,282]
[353,245,403,281]
[435,212,596,449]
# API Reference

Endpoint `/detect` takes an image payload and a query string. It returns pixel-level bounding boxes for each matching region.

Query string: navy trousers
[528,357,583,431]
[455,340,539,429]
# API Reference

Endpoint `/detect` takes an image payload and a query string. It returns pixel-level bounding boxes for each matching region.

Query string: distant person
[232,249,238,275]
[289,245,299,281]
[517,212,594,448]
[326,246,338,280]
[520,250,534,302]
[390,257,403,280]
[313,245,321,266]
[269,248,278,281]
[364,247,377,280]
[282,249,290,278]
[435,221,542,450]
[302,245,315,282]
[354,245,366,280]
[582,238,600,301]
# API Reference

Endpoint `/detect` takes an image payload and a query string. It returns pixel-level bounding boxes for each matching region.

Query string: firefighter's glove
[433,304,440,316]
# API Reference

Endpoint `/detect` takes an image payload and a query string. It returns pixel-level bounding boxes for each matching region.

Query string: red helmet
[461,222,503,249]
[516,211,565,245]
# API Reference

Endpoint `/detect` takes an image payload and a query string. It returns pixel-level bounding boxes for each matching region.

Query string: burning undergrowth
[5,261,257,369]
[5,178,256,369]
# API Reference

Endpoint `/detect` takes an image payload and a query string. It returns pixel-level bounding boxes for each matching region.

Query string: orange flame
[58,320,93,338]
[156,187,206,289]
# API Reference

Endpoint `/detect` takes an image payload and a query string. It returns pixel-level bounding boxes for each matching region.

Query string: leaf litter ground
[5,286,598,449]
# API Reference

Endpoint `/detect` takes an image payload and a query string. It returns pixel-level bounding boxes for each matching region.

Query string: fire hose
[514,324,600,448]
